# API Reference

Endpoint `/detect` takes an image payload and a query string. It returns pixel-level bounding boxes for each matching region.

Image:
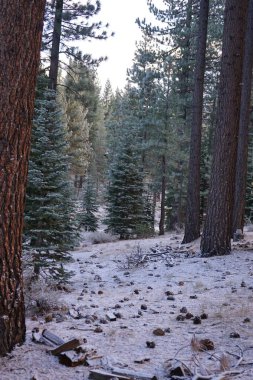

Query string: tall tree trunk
[233,0,253,234]
[48,0,63,90]
[201,0,248,257]
[0,1,45,354]
[183,0,209,244]
[159,155,166,235]
[175,0,193,227]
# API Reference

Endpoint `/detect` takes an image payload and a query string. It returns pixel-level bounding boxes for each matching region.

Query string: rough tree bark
[159,155,166,235]
[48,0,63,90]
[182,0,209,244]
[0,0,45,354]
[175,0,193,227]
[201,0,248,257]
[233,0,253,234]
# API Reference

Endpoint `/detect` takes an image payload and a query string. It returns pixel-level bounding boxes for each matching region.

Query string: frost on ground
[0,232,253,380]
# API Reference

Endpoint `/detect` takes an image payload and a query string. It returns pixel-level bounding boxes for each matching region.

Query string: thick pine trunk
[183,0,209,244]
[233,0,253,234]
[48,0,63,90]
[0,1,45,354]
[201,1,248,257]
[159,155,166,235]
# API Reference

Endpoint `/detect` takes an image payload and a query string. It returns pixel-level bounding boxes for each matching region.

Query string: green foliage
[102,79,115,120]
[62,64,92,178]
[79,178,98,231]
[24,83,78,280]
[105,144,146,239]
[64,61,107,185]
[42,0,113,67]
[105,91,153,239]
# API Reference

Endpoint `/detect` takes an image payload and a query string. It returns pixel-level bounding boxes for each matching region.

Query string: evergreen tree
[183,0,209,243]
[25,87,78,277]
[137,0,198,228]
[201,0,248,256]
[105,92,152,238]
[102,79,114,120]
[245,126,253,222]
[63,63,93,185]
[64,61,107,186]
[106,144,146,239]
[79,178,98,231]
[0,0,45,356]
[42,0,113,90]
[233,0,253,234]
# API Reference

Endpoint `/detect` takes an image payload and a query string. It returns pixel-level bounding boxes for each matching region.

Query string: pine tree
[183,0,209,243]
[201,0,248,256]
[105,92,151,239]
[106,144,146,239]
[233,0,253,234]
[43,0,113,90]
[0,0,45,356]
[63,64,92,183]
[64,61,106,186]
[25,86,78,278]
[79,178,98,231]
[102,79,114,120]
[245,126,253,222]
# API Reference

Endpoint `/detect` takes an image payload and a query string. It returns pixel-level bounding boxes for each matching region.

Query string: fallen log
[42,329,65,346]
[59,350,89,367]
[89,369,132,380]
[50,338,81,356]
[111,368,157,380]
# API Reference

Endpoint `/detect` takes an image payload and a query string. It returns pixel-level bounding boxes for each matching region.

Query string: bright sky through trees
[79,0,156,90]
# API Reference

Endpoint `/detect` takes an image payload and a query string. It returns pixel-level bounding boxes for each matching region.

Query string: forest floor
[0,231,253,379]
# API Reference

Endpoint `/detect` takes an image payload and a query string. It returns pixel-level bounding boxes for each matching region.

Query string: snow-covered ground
[0,232,253,379]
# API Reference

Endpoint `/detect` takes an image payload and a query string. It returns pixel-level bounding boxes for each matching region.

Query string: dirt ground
[0,232,253,380]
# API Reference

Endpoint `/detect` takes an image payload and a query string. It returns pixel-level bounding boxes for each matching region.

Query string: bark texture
[48,0,63,90]
[183,0,209,244]
[0,0,45,354]
[233,0,253,233]
[201,1,248,256]
[159,155,166,235]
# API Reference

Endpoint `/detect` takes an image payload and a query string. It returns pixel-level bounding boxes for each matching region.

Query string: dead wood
[50,338,81,355]
[109,367,158,380]
[42,329,65,346]
[59,350,89,367]
[89,369,132,380]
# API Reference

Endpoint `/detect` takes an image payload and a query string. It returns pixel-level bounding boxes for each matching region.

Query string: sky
[78,0,156,91]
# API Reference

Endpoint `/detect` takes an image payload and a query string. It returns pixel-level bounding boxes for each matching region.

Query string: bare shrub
[84,231,119,244]
[24,267,65,316]
[118,244,148,270]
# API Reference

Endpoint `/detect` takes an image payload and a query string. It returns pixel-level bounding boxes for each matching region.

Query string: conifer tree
[102,79,114,120]
[79,178,98,231]
[25,85,78,278]
[0,0,46,355]
[63,65,92,181]
[183,0,209,244]
[105,92,151,238]
[245,127,253,221]
[43,0,113,90]
[201,0,248,256]
[64,61,106,186]
[106,143,146,239]
[233,0,253,234]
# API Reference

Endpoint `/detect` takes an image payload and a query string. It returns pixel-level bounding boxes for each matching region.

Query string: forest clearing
[0,231,252,380]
